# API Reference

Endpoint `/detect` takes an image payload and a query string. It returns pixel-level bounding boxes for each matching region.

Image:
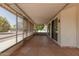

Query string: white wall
[48,4,79,48]
[60,5,77,47]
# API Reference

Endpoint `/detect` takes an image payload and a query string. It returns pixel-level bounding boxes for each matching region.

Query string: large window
[0,6,33,53]
[17,17,23,42]
[23,19,27,38]
[27,21,31,36]
[0,7,16,52]
[30,23,34,34]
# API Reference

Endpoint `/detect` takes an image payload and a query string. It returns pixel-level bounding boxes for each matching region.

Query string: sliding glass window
[0,7,16,52]
[27,21,31,36]
[0,7,29,53]
[23,19,27,38]
[17,17,23,42]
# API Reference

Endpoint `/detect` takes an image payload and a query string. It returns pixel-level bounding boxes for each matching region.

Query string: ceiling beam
[0,4,17,17]
[4,3,25,18]
[15,4,35,24]
[47,3,69,25]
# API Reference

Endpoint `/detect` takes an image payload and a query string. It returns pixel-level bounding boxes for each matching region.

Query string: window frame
[0,6,26,53]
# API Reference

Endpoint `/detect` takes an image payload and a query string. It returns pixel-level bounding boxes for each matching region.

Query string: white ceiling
[17,3,66,24]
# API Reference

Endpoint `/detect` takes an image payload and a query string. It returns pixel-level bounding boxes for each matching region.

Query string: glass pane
[17,17,23,42]
[0,7,16,52]
[27,21,31,36]
[23,20,27,38]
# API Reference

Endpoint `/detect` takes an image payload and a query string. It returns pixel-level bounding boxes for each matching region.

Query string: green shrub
[35,24,44,31]
[0,16,11,32]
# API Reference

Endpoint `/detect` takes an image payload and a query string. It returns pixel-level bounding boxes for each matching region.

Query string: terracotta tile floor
[11,34,79,56]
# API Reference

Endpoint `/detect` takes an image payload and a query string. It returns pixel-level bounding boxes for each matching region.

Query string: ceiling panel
[17,3,66,24]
